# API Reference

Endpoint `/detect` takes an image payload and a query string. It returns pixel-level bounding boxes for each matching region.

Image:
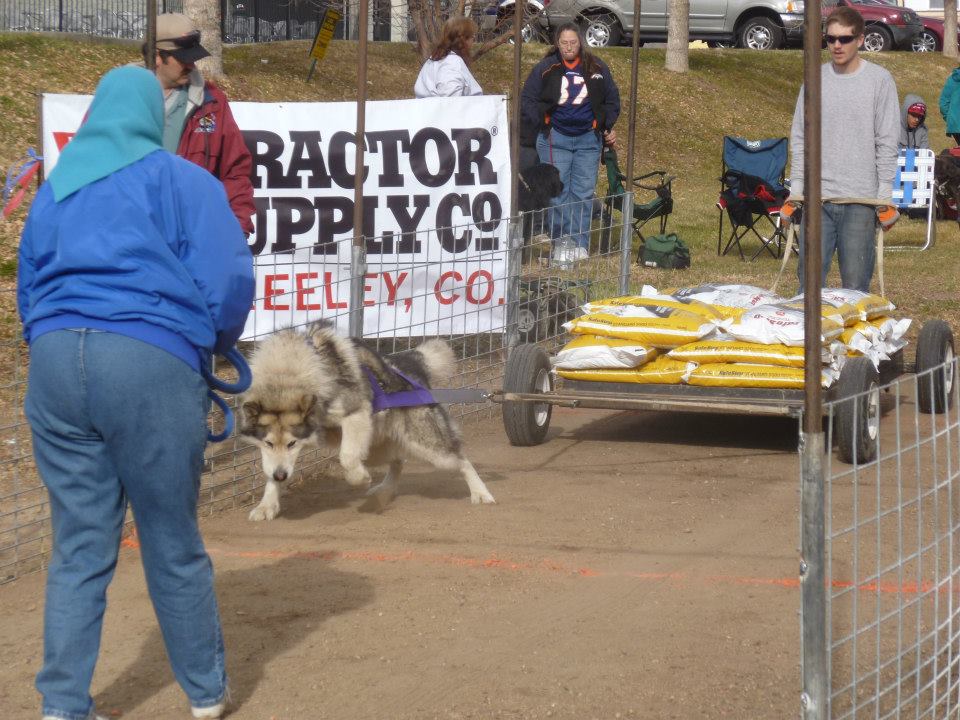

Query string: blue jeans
[536,129,602,251]
[797,202,878,293]
[26,330,226,720]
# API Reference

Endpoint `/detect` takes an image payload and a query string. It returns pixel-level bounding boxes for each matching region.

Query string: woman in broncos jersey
[520,22,621,261]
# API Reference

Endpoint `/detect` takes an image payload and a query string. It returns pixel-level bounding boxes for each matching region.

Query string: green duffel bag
[639,233,691,270]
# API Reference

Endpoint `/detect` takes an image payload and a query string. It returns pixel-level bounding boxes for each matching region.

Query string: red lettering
[323,271,347,309]
[434,271,462,305]
[295,272,322,311]
[382,271,408,306]
[465,270,494,305]
[363,273,376,307]
[264,274,289,311]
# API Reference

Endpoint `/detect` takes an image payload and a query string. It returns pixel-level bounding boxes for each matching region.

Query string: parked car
[820,0,923,51]
[910,15,960,52]
[484,0,806,49]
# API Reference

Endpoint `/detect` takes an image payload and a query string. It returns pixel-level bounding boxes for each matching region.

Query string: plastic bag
[582,294,725,322]
[726,304,843,347]
[564,310,717,349]
[553,335,656,370]
[687,363,837,389]
[557,356,696,385]
[667,339,833,369]
[792,289,895,322]
[668,284,785,314]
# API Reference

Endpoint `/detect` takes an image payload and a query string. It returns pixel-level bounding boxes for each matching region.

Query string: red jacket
[176,82,255,235]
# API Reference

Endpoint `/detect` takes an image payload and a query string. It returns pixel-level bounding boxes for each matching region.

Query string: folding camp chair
[600,147,674,262]
[889,147,936,251]
[717,136,789,261]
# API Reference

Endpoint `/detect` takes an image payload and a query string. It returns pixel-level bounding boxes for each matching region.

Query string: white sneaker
[192,702,225,719]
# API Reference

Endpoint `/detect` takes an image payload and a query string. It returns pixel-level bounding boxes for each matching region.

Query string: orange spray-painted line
[118,539,949,596]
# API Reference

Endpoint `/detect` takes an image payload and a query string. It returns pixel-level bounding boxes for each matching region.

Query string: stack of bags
[553,284,910,390]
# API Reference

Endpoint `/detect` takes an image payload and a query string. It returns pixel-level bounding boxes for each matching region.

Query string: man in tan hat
[143,12,254,236]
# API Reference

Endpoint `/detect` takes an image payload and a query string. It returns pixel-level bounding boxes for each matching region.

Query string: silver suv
[491,0,805,49]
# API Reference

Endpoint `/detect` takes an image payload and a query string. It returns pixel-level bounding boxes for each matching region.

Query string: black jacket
[519,51,621,147]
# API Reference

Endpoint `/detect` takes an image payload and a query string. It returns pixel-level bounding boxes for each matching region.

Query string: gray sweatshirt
[789,59,900,203]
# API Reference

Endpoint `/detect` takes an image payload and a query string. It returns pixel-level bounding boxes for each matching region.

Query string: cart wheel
[916,319,955,414]
[835,357,881,464]
[547,291,579,339]
[517,300,541,344]
[503,344,553,446]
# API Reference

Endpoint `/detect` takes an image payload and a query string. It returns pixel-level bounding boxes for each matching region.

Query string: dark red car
[817,0,924,51]
[910,15,960,52]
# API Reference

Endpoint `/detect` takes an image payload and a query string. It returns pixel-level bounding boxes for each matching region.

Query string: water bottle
[554,236,577,270]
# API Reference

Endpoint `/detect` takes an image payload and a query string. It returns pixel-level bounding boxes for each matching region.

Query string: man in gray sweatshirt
[785,5,900,293]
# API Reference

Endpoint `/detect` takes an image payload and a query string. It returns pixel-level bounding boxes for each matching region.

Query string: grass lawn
[0,34,958,335]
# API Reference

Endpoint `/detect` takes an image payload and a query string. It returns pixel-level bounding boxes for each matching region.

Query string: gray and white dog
[238,323,495,521]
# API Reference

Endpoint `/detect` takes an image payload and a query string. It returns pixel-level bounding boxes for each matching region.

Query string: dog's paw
[249,501,280,521]
[470,489,496,505]
[344,466,372,487]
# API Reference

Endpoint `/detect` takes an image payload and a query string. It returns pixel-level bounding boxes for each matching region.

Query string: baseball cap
[156,13,210,64]
[908,101,927,118]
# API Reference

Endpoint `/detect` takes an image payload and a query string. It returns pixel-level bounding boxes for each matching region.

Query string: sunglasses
[824,34,858,45]
[159,29,202,49]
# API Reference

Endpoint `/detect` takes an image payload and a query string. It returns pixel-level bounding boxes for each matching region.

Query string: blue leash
[201,347,253,443]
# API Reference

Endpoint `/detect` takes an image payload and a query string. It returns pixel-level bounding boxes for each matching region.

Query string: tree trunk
[184,0,223,79]
[665,0,689,72]
[946,0,958,60]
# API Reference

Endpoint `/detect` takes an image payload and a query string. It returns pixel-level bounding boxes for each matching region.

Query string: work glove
[876,205,900,232]
[779,199,802,226]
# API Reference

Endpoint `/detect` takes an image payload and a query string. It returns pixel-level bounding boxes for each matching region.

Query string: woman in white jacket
[414,17,482,98]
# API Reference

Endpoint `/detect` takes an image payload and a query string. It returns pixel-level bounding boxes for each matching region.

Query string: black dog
[518,163,563,243]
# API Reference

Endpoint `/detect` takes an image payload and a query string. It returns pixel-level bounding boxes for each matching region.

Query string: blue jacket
[18,150,254,372]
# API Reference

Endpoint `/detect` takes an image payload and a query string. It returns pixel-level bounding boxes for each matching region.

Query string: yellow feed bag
[778,299,860,328]
[582,294,725,321]
[553,335,657,370]
[667,339,829,368]
[564,311,716,348]
[557,356,695,385]
[687,363,836,389]
[666,284,785,311]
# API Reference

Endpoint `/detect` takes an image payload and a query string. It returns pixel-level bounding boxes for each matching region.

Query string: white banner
[40,94,513,338]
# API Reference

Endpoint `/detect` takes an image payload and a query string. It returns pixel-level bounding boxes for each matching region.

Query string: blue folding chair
[716,136,789,261]
[889,147,935,251]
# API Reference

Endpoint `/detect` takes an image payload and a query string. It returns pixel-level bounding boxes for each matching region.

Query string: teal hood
[47,66,164,202]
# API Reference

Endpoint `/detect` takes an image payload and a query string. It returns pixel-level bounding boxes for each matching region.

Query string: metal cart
[490,320,955,465]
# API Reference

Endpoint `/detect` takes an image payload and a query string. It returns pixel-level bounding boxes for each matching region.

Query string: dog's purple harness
[363,367,436,413]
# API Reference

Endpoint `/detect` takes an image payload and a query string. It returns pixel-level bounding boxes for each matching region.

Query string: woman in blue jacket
[520,22,620,262]
[939,67,960,145]
[18,66,254,720]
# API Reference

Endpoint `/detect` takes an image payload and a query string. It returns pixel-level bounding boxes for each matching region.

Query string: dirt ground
[0,405,804,720]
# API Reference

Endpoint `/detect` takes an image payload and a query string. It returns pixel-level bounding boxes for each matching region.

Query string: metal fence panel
[813,358,960,719]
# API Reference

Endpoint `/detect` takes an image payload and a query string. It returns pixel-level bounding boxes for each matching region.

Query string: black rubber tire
[517,300,543,344]
[502,344,553,446]
[861,25,893,52]
[916,319,955,414]
[738,16,783,50]
[547,291,578,338]
[912,29,941,52]
[579,12,622,48]
[497,3,546,44]
[835,357,881,465]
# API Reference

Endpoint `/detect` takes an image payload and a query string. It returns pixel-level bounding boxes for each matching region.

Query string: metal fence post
[253,0,259,42]
[505,218,522,353]
[58,0,63,31]
[800,431,827,719]
[348,243,367,339]
[618,191,634,296]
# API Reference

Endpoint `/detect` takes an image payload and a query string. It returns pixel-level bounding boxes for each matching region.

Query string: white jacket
[413,53,482,98]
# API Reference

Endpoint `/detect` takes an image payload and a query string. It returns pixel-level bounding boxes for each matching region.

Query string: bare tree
[184,0,224,78]
[665,0,689,72]
[408,0,532,61]
[946,0,958,60]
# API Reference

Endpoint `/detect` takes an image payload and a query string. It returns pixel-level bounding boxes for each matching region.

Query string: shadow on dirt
[568,409,800,452]
[94,557,374,713]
